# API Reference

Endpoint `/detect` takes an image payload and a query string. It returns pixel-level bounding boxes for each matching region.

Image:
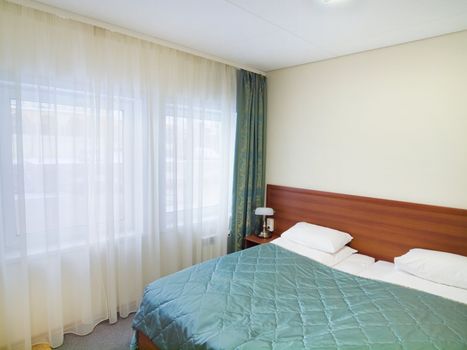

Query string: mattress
[132,243,467,349]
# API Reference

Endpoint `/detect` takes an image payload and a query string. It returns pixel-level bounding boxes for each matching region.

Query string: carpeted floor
[57,315,134,350]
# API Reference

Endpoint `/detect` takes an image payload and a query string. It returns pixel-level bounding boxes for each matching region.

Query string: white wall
[266,31,467,209]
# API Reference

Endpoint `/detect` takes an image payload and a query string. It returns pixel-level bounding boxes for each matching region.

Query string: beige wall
[266,31,467,209]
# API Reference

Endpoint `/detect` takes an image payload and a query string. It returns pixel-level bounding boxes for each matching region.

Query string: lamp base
[257,230,272,239]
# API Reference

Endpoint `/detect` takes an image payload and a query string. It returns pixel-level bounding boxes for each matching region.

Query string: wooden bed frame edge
[136,330,160,350]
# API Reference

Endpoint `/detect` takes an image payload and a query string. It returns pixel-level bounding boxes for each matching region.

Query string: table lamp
[255,207,274,238]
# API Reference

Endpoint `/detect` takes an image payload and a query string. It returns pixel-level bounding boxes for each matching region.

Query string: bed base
[136,330,160,350]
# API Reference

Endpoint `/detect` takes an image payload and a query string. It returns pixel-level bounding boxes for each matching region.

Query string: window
[4,83,138,255]
[160,102,235,231]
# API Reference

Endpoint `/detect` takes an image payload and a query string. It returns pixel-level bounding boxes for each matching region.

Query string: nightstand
[244,233,280,249]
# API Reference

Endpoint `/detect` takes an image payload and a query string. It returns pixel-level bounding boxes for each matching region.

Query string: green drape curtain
[228,69,267,253]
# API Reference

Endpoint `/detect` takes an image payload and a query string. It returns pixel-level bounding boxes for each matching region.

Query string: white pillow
[272,237,357,266]
[281,222,353,253]
[395,248,467,290]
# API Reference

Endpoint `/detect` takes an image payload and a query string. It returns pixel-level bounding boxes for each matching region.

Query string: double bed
[132,185,467,349]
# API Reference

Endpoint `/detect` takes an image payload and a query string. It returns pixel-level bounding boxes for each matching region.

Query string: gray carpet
[58,315,134,350]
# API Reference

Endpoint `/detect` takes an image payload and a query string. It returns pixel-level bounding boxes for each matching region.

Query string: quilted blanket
[132,244,467,349]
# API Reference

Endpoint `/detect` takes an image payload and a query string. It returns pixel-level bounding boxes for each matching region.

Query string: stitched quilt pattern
[132,244,467,349]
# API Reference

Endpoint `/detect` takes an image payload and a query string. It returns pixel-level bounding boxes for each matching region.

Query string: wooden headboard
[266,184,467,261]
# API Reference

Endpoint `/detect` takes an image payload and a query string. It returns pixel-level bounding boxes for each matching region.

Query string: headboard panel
[266,184,467,261]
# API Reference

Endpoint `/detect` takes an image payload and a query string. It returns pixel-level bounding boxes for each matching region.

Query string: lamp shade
[255,207,274,216]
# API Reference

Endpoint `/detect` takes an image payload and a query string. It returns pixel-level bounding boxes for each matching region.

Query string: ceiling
[35,0,467,72]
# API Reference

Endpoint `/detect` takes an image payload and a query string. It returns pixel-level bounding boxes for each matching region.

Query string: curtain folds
[0,1,236,349]
[228,70,267,253]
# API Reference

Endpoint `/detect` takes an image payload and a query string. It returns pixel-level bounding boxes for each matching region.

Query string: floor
[58,315,134,350]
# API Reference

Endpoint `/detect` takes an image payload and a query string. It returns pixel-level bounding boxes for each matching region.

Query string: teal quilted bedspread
[132,244,467,349]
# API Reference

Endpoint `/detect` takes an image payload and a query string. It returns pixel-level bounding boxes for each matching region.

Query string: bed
[132,185,467,349]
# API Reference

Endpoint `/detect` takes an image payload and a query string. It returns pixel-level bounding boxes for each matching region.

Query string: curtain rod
[7,0,267,76]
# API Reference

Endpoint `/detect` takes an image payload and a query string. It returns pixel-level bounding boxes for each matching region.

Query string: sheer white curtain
[0,1,236,349]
